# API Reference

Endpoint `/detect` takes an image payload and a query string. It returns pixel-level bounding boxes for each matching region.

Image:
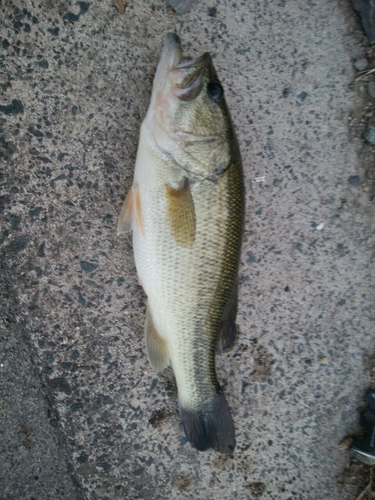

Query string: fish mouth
[156,33,211,101]
[147,34,216,156]
[157,33,184,76]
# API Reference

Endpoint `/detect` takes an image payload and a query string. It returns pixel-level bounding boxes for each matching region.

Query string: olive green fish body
[118,34,244,453]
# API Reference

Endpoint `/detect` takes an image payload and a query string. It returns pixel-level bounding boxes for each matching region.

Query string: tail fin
[179,392,235,454]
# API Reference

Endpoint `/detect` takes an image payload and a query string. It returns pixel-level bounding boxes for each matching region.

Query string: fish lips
[157,33,211,102]
[159,33,184,73]
[172,52,211,101]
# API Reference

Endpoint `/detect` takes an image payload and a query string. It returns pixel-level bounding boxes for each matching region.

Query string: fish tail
[179,392,235,454]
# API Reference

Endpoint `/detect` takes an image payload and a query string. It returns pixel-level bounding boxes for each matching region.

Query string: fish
[117,33,245,454]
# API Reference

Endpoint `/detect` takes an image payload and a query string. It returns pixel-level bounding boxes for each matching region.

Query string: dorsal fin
[216,278,238,353]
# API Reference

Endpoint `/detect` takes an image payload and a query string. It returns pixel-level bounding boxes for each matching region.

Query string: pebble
[348,175,361,186]
[368,81,375,98]
[168,0,195,14]
[353,58,368,71]
[339,437,353,450]
[364,122,375,145]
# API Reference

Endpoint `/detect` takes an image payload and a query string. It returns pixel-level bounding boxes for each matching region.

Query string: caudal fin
[179,392,235,454]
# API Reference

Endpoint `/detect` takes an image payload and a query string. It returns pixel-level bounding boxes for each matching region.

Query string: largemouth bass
[118,33,244,454]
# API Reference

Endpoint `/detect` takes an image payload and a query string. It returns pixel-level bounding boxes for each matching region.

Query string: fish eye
[207,82,224,102]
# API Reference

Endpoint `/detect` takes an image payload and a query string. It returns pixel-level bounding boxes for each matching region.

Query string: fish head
[146,33,233,181]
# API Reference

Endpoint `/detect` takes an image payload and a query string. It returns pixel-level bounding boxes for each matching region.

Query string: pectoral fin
[216,278,238,353]
[166,178,196,247]
[145,305,170,371]
[117,184,144,237]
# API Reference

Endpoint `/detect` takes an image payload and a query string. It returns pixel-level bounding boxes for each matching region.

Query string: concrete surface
[1,0,375,499]
[0,267,84,500]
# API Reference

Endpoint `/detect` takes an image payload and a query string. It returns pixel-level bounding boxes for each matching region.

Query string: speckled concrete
[0,269,84,500]
[1,0,375,499]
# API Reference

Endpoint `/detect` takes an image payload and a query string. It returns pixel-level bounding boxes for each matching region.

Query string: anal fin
[117,184,144,237]
[145,305,169,371]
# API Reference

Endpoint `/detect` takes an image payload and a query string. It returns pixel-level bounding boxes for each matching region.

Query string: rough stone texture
[0,269,84,499]
[368,80,375,97]
[0,0,375,499]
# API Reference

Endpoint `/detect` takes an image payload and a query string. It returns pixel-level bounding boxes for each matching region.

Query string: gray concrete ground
[0,268,84,500]
[1,0,375,499]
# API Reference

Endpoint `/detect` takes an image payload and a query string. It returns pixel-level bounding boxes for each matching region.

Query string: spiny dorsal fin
[166,178,196,247]
[145,305,170,371]
[117,184,144,237]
